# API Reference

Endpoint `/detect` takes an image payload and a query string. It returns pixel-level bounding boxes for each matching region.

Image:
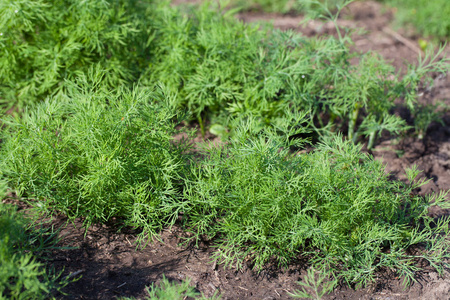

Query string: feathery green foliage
[1,0,447,146]
[2,78,450,293]
[0,72,192,241]
[1,1,450,297]
[182,118,450,287]
[0,201,70,299]
[144,1,448,148]
[290,267,337,299]
[0,0,154,111]
[229,0,450,41]
[119,275,221,300]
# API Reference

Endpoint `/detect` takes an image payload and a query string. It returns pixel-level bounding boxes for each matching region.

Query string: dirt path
[47,1,450,299]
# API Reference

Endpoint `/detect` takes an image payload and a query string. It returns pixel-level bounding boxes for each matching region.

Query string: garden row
[3,78,450,298]
[1,0,448,145]
[1,0,450,299]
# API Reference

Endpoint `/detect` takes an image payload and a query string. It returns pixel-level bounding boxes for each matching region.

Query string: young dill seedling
[118,275,221,300]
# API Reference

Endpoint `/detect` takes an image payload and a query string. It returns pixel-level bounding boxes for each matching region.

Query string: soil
[13,1,450,299]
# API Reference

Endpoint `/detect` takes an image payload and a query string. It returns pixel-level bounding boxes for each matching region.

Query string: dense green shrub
[182,119,450,287]
[0,0,154,111]
[0,74,191,240]
[4,75,449,290]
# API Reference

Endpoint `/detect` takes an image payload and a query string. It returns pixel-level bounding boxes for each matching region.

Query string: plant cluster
[1,0,450,298]
[143,1,448,147]
[2,0,447,148]
[1,72,192,241]
[182,120,450,287]
[2,89,450,290]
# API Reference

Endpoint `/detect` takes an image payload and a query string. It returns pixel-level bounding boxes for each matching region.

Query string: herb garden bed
[2,1,450,299]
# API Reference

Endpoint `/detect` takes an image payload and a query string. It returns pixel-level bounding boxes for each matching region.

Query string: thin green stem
[367,131,377,150]
[349,103,360,143]
[328,112,337,132]
[198,115,205,138]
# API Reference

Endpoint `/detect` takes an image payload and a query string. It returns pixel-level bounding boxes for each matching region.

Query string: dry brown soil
[18,1,450,299]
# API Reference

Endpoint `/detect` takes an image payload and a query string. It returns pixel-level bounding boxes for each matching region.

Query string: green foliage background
[143,1,448,146]
[1,0,447,146]
[384,0,450,40]
[227,0,347,14]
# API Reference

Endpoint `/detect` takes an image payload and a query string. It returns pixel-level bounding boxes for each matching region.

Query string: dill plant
[182,118,450,287]
[0,0,153,111]
[143,1,448,148]
[119,275,221,300]
[0,199,70,299]
[1,0,447,147]
[0,73,192,241]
